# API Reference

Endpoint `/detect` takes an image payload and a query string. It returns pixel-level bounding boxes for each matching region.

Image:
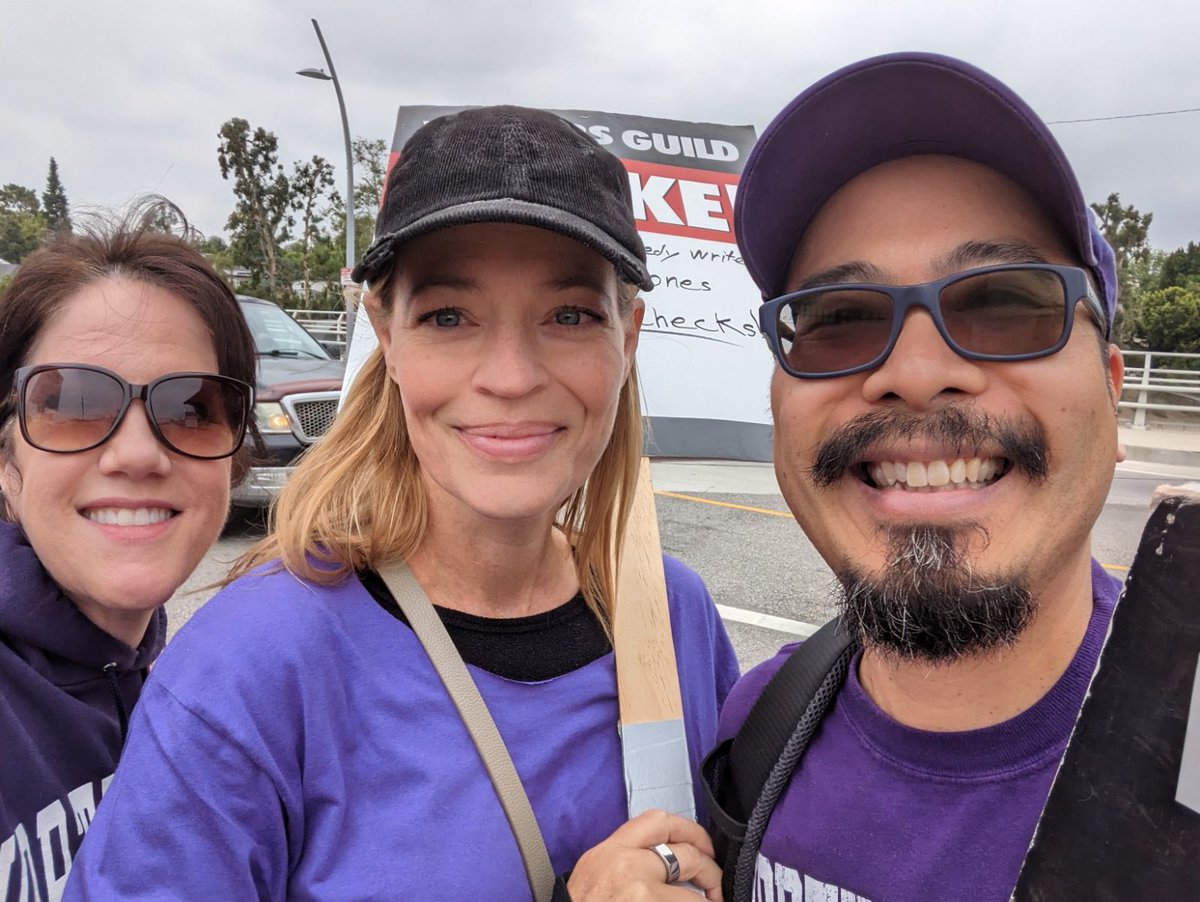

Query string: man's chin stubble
[836,523,1037,663]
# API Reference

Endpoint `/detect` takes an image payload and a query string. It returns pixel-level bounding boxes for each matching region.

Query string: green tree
[0,184,47,263]
[1135,286,1200,364]
[145,203,186,235]
[195,234,240,281]
[1091,193,1154,344]
[352,136,389,231]
[217,117,292,301]
[289,155,337,307]
[41,157,71,235]
[1158,241,1200,292]
[327,189,375,271]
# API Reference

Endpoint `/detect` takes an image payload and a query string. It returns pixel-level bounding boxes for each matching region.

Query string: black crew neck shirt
[358,569,612,682]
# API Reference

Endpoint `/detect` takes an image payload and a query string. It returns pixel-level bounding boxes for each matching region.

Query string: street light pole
[298,18,357,341]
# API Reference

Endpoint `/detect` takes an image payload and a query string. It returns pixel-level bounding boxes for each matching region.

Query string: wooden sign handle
[614,458,685,726]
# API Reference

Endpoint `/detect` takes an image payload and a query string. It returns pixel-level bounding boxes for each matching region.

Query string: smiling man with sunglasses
[709,53,1125,902]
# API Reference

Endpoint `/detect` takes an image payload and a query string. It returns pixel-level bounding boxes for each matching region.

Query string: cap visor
[353,198,654,291]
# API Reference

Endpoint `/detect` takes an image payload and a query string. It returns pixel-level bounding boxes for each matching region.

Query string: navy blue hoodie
[0,521,166,901]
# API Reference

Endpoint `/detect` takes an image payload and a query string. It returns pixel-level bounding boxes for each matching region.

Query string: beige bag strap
[377,560,556,902]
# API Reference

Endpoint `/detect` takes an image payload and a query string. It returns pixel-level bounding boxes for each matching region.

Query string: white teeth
[949,459,966,484]
[906,461,929,487]
[865,456,1006,491]
[84,507,174,526]
[926,460,950,487]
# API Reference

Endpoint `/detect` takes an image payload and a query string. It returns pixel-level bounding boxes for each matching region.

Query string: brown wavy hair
[0,199,257,519]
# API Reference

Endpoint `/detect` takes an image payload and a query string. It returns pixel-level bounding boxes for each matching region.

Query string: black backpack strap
[702,615,858,902]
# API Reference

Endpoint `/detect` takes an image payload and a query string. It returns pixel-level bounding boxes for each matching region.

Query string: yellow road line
[654,490,793,518]
[656,489,1133,574]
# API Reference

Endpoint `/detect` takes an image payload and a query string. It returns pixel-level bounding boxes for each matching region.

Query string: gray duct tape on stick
[622,718,696,819]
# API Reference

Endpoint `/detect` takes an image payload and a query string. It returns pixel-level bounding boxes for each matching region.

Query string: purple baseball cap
[734,51,1117,334]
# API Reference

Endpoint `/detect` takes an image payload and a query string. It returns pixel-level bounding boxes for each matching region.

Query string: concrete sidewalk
[1120,425,1200,472]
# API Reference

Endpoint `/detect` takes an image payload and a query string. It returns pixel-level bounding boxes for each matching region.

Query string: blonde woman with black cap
[67,107,736,901]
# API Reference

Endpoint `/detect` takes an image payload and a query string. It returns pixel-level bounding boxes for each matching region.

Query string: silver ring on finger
[651,842,682,884]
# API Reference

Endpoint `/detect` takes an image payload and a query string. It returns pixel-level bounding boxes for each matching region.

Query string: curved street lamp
[298,19,357,336]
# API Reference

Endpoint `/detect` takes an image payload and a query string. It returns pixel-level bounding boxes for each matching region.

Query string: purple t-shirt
[66,555,738,901]
[718,560,1121,902]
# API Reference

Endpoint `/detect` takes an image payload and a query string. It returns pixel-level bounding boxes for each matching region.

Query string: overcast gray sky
[5,0,1198,251]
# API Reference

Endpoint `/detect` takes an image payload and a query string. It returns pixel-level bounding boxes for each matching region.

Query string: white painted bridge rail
[1120,350,1200,428]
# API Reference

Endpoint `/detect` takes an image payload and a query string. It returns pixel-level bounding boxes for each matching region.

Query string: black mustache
[809,407,1049,488]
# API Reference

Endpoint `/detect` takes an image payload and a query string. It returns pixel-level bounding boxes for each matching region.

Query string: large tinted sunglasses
[15,364,253,460]
[759,263,1107,379]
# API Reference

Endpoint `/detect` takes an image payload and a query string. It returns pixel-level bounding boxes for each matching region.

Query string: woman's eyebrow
[543,273,611,293]
[408,274,478,295]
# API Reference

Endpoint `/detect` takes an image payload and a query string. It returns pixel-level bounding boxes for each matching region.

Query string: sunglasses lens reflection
[774,268,1070,375]
[149,376,246,458]
[22,367,247,458]
[941,268,1067,357]
[23,367,125,452]
[778,289,893,375]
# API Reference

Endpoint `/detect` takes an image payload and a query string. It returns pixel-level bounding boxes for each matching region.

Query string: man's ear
[1107,343,1127,463]
[1106,343,1124,413]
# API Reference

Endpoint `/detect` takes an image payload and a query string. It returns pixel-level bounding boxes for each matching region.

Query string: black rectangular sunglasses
[758,263,1108,379]
[15,363,253,460]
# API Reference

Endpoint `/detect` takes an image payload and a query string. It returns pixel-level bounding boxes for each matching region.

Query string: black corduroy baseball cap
[351,105,654,291]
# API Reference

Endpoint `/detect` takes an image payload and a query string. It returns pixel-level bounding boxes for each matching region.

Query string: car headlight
[255,402,292,434]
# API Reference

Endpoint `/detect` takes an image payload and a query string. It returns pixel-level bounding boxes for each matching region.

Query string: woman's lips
[455,424,564,461]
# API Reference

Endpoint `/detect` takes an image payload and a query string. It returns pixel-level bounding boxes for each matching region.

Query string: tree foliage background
[0,183,47,263]
[41,158,71,235]
[218,117,294,302]
[1091,192,1200,362]
[212,119,387,309]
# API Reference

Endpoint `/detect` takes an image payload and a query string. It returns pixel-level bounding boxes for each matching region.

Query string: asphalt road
[168,462,1187,673]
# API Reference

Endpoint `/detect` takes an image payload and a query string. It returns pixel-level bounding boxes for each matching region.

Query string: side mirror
[320,340,343,360]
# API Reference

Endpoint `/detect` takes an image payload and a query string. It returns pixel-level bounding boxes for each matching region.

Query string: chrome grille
[281,392,340,444]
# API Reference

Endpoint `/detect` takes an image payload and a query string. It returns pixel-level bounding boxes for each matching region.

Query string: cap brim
[736,52,1097,299]
[352,198,655,292]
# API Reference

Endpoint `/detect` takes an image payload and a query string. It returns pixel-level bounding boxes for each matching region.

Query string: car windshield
[240,301,330,359]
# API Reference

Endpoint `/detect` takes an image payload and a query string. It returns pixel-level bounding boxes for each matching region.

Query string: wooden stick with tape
[613,458,695,820]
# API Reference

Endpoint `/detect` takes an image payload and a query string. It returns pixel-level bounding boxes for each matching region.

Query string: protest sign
[341,105,769,460]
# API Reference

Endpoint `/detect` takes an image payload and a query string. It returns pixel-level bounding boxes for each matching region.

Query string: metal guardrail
[287,308,348,351]
[1120,350,1200,429]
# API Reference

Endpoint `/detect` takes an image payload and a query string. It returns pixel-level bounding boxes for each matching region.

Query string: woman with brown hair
[68,108,737,900]
[0,202,255,901]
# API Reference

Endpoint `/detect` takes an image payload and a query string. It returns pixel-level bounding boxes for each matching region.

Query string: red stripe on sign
[620,159,740,244]
[379,152,742,244]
